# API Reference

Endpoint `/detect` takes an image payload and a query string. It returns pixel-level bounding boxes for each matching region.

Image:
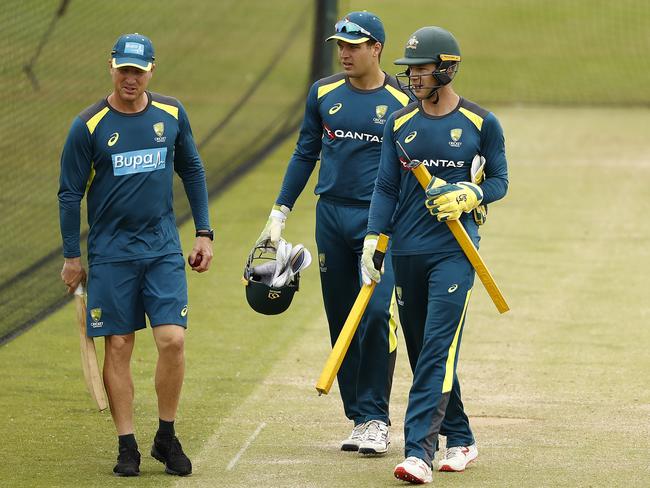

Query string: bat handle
[74,283,85,296]
[372,233,390,271]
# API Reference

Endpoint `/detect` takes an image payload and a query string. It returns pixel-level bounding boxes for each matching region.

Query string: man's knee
[105,334,135,359]
[155,326,185,356]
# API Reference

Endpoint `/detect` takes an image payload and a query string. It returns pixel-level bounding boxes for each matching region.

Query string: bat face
[75,285,108,411]
[315,234,390,395]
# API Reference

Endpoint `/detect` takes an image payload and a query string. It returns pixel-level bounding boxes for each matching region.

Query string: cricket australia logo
[373,105,388,125]
[153,122,166,143]
[319,253,327,272]
[90,308,104,328]
[406,36,419,50]
[449,128,462,147]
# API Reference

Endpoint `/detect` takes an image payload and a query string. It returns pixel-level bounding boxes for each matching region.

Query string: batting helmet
[395,26,461,96]
[242,239,312,315]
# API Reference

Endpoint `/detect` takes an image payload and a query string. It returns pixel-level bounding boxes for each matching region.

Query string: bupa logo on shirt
[111,147,167,176]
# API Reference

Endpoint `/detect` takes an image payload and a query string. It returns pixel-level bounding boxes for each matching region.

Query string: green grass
[346,0,650,105]
[0,0,312,285]
[2,105,649,487]
[3,0,650,337]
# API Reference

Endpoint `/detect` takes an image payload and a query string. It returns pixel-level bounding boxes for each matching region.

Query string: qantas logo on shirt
[401,157,466,169]
[111,147,167,176]
[322,124,382,143]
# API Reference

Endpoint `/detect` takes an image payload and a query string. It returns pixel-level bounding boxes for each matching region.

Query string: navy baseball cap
[326,11,385,45]
[111,33,155,71]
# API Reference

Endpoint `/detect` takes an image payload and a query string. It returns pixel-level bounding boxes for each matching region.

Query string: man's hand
[188,236,213,273]
[61,257,86,294]
[360,234,381,285]
[425,181,483,222]
[256,204,290,247]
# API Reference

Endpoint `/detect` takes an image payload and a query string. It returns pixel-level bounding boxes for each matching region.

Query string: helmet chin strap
[424,86,441,104]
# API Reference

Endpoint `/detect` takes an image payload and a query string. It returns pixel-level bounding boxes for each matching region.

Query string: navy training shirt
[58,92,210,265]
[368,98,509,255]
[276,72,410,207]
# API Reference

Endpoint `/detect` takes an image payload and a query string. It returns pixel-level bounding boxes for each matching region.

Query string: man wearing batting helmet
[363,26,509,483]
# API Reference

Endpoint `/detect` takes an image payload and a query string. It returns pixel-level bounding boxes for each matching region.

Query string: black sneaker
[113,446,141,477]
[151,435,192,476]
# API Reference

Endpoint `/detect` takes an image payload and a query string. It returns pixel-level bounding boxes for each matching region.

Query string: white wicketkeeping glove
[257,204,290,247]
[471,154,488,225]
[360,234,381,285]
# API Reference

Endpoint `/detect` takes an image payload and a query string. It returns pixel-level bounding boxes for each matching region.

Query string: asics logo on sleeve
[405,131,417,143]
[329,103,343,114]
[111,147,167,176]
[107,132,119,146]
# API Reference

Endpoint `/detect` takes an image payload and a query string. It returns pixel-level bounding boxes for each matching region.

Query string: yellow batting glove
[425,181,483,222]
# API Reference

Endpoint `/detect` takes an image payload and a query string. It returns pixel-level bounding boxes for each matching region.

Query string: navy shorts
[86,253,188,337]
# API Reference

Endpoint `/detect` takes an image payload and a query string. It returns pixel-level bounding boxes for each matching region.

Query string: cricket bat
[74,284,108,411]
[396,140,509,314]
[315,234,389,395]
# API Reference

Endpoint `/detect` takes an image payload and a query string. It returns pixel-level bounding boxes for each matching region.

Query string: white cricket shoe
[394,456,433,484]
[340,422,367,451]
[358,420,390,455]
[437,443,478,472]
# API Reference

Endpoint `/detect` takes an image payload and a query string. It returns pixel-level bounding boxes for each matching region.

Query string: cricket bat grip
[372,234,390,272]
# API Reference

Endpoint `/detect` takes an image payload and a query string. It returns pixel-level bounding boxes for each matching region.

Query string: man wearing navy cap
[256,12,410,456]
[58,33,213,477]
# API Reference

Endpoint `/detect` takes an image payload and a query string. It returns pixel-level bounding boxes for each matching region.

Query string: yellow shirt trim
[385,84,410,107]
[393,107,419,132]
[85,107,110,135]
[317,79,345,99]
[152,101,179,120]
[442,289,472,393]
[459,107,484,131]
[85,166,96,195]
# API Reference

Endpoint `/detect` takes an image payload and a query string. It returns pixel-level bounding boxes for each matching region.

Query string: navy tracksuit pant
[393,251,476,465]
[315,197,396,425]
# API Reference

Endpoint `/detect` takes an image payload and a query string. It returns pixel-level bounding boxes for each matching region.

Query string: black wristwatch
[195,229,214,240]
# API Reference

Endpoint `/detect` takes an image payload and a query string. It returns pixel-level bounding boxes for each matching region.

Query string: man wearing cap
[58,33,213,477]
[363,26,509,483]
[256,12,409,455]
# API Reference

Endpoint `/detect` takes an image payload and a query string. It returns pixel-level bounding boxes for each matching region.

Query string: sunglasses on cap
[334,19,376,41]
